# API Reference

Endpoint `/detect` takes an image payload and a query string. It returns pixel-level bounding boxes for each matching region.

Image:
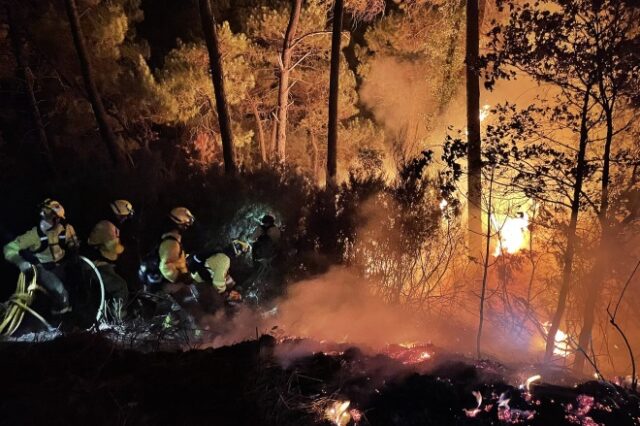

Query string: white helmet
[110,199,134,218]
[169,207,195,227]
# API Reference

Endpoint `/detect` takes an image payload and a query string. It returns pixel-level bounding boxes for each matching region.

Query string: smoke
[359,56,436,158]
[202,267,430,349]
[269,267,428,347]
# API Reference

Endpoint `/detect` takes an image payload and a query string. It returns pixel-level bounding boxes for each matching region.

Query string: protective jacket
[87,220,125,263]
[3,222,78,271]
[159,231,187,283]
[192,253,231,293]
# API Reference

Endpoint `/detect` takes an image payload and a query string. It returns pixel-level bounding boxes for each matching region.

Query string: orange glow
[492,213,529,256]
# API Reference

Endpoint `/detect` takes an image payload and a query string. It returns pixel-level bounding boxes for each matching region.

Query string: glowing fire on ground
[387,343,433,365]
[324,400,355,426]
[492,212,529,256]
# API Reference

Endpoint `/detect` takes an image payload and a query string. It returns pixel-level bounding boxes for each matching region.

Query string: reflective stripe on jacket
[3,223,78,267]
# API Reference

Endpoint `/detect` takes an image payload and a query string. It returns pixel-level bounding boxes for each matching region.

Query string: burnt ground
[0,333,638,426]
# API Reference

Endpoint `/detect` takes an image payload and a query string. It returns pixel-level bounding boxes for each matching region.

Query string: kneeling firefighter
[3,199,79,315]
[187,240,250,317]
[87,199,134,322]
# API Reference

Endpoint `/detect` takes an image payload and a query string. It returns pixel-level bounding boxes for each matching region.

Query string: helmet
[169,207,195,227]
[231,240,251,256]
[110,199,134,218]
[261,214,275,226]
[40,198,65,220]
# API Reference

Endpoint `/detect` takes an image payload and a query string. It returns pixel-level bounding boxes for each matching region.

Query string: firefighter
[187,240,250,315]
[251,214,281,256]
[3,199,79,315]
[159,207,194,287]
[243,214,283,304]
[87,199,134,321]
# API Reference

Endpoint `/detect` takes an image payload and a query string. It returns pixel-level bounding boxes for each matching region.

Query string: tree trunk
[310,131,320,184]
[64,0,123,167]
[275,0,303,163]
[466,0,483,259]
[199,0,236,175]
[326,0,344,188]
[574,99,614,374]
[270,116,277,158]
[544,85,592,363]
[6,4,55,171]
[250,99,267,164]
[477,167,495,359]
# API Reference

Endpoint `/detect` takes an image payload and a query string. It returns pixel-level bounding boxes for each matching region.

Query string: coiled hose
[0,266,51,336]
[0,256,106,336]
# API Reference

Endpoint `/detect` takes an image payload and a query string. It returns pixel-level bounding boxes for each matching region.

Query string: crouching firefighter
[186,240,251,318]
[138,207,195,325]
[3,199,79,315]
[87,200,134,322]
[244,214,283,303]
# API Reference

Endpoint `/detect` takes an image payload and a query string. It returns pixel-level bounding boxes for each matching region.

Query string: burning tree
[485,0,640,368]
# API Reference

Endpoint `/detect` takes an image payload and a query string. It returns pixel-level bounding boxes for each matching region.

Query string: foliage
[357,4,465,158]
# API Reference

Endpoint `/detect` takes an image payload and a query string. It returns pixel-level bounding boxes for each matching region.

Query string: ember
[524,374,542,391]
[463,390,483,417]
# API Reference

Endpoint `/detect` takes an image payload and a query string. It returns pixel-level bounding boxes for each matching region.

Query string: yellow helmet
[169,207,195,226]
[110,199,134,218]
[40,198,65,220]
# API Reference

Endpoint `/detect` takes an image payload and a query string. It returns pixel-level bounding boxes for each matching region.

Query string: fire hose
[79,255,106,324]
[0,256,106,337]
[0,266,51,336]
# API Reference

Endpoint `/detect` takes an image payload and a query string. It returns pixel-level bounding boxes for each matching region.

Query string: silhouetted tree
[326,0,344,188]
[6,3,54,172]
[275,0,303,163]
[64,0,123,167]
[466,0,482,258]
[199,0,236,175]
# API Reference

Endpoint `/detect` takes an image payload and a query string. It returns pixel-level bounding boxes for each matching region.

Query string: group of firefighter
[1,198,281,330]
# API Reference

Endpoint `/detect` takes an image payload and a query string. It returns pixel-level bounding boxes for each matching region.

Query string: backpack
[138,235,180,288]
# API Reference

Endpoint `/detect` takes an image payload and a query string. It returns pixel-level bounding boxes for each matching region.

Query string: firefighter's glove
[225,275,236,288]
[18,261,33,274]
[227,290,242,302]
[18,249,40,267]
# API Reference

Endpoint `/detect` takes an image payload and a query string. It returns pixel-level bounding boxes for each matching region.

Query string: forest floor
[0,332,639,425]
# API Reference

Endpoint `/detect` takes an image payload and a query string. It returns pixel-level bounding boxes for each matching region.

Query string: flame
[553,328,571,357]
[479,104,491,123]
[492,213,529,256]
[543,322,572,357]
[465,105,492,135]
[325,400,352,426]
[387,343,433,364]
